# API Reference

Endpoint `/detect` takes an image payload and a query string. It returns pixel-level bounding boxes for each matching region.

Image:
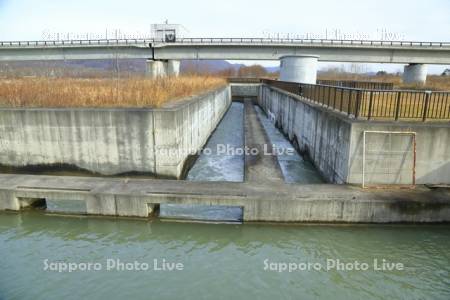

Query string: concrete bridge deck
[1,38,450,63]
[1,174,449,223]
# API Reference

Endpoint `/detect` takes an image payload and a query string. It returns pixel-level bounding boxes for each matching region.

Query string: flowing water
[0,211,449,300]
[254,105,324,184]
[160,102,245,221]
[161,102,324,221]
[185,102,323,184]
[186,102,245,182]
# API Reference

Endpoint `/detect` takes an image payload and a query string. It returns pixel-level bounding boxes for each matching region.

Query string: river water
[1,211,449,300]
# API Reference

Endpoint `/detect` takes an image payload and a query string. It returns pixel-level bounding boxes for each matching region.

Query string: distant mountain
[64,59,147,73]
[265,66,280,73]
[0,59,148,76]
[180,60,244,73]
[1,59,277,76]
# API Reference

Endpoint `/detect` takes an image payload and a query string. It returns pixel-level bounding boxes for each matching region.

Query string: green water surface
[0,211,449,300]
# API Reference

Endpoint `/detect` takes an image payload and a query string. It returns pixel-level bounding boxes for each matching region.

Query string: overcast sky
[1,0,449,73]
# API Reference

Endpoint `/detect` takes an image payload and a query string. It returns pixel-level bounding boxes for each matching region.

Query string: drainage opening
[18,197,47,210]
[149,203,160,218]
[159,204,243,223]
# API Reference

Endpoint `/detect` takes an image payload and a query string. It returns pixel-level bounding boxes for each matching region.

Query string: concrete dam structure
[0,81,450,223]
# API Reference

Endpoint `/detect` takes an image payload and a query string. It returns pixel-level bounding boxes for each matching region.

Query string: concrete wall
[348,122,450,185]
[230,83,260,98]
[259,84,450,185]
[259,84,352,183]
[0,86,231,179]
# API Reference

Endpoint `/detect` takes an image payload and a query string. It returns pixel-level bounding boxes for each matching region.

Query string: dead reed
[318,74,450,91]
[0,76,227,108]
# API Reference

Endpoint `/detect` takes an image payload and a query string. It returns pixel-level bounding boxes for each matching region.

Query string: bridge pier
[279,55,319,84]
[146,59,180,77]
[403,63,427,85]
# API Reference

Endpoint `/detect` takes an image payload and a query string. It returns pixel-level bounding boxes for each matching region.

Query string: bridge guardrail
[262,79,450,122]
[1,38,450,48]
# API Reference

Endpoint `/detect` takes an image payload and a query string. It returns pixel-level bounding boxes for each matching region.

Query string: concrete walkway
[1,174,450,223]
[244,99,284,184]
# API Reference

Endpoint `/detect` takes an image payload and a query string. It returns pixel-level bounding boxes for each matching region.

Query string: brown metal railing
[316,80,394,90]
[262,79,450,122]
[227,77,262,84]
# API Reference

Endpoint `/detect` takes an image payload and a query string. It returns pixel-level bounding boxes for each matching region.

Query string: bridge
[1,38,450,84]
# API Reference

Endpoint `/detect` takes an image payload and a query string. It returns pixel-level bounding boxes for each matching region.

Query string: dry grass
[0,76,227,108]
[400,75,450,91]
[318,73,450,91]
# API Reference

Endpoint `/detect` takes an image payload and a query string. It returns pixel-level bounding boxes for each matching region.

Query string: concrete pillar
[146,60,167,77]
[279,55,319,84]
[167,60,180,77]
[146,60,180,78]
[403,64,427,85]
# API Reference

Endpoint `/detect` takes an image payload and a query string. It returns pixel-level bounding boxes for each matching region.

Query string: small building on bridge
[151,23,187,42]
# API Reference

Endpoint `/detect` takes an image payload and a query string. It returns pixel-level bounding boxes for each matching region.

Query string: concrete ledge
[0,174,449,223]
[0,86,231,179]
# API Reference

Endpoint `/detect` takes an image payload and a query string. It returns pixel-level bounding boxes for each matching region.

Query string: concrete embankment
[0,86,231,179]
[1,174,450,223]
[259,84,450,185]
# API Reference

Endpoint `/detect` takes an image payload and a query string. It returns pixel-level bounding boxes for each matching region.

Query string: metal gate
[362,131,416,188]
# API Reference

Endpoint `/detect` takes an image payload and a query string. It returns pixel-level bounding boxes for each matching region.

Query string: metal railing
[262,79,450,122]
[228,77,262,84]
[316,80,394,90]
[1,38,450,48]
[0,39,154,47]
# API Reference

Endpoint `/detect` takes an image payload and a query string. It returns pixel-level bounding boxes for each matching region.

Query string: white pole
[362,131,366,188]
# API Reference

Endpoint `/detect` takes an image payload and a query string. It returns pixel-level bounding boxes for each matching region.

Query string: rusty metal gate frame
[362,130,417,188]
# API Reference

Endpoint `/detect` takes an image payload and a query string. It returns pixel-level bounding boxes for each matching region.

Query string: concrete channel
[0,82,449,223]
